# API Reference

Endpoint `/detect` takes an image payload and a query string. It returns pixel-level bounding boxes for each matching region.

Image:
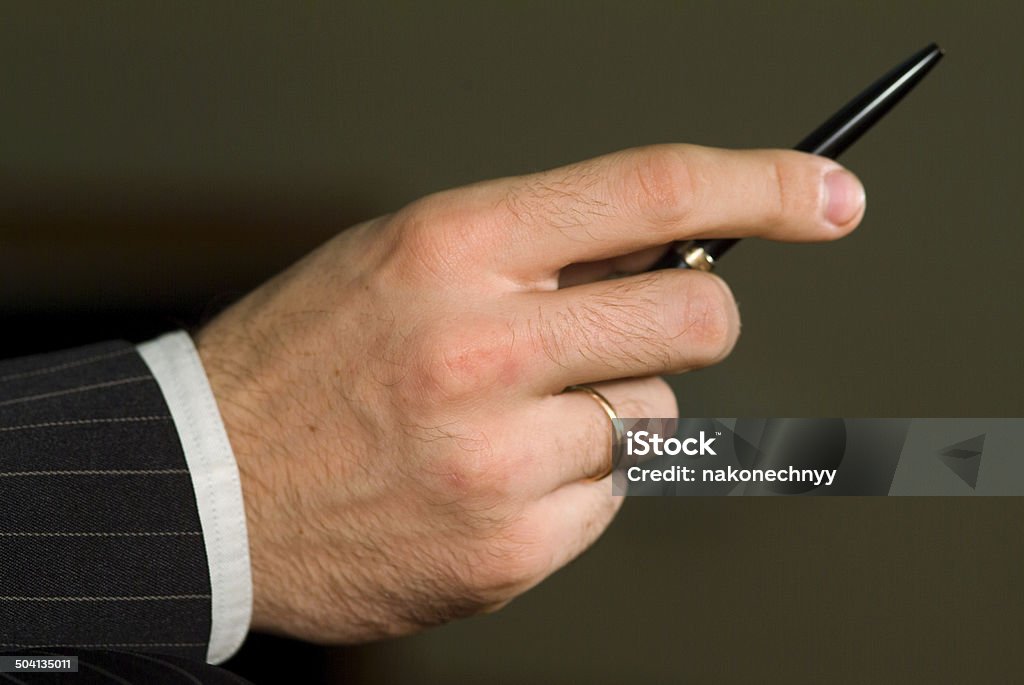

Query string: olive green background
[2,2,1022,683]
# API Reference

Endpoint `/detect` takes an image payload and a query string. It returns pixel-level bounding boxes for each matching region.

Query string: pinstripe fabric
[0,341,212,661]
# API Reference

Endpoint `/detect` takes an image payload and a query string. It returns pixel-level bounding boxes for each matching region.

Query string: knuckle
[764,159,789,225]
[407,319,520,403]
[391,191,491,284]
[430,445,506,500]
[622,146,696,226]
[670,273,738,363]
[402,189,480,230]
[765,152,820,226]
[410,422,518,507]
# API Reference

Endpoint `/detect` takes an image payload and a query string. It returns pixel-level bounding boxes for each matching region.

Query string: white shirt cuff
[137,330,253,664]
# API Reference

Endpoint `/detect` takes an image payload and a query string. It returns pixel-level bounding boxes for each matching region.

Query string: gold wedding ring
[563,385,624,481]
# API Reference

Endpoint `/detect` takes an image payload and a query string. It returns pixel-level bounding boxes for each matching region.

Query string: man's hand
[194,144,865,642]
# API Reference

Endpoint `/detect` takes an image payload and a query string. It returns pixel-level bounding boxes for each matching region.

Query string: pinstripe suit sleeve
[0,337,245,664]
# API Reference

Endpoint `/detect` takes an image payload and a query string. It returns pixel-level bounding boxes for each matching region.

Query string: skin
[194,144,865,643]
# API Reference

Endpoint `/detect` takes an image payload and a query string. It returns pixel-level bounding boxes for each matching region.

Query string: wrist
[194,320,279,634]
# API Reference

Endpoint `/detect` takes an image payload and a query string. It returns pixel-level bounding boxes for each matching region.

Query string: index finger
[453,144,865,281]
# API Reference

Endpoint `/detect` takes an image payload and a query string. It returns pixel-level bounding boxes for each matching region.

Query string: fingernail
[823,168,865,227]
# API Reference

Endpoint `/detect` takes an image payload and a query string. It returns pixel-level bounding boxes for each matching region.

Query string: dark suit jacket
[0,340,247,681]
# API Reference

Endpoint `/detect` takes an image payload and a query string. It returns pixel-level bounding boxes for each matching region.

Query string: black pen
[652,43,944,272]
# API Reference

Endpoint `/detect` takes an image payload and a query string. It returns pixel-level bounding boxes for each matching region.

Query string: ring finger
[518,376,678,495]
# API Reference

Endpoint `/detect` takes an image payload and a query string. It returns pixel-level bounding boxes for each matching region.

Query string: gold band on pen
[681,243,715,272]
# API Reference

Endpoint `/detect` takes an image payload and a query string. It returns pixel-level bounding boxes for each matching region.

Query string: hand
[195,144,865,642]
